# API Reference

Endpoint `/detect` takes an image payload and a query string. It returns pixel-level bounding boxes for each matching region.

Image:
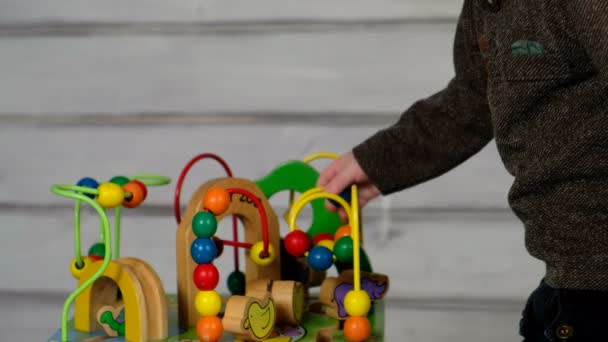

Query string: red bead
[313,233,334,245]
[89,254,103,262]
[284,230,311,257]
[193,264,220,291]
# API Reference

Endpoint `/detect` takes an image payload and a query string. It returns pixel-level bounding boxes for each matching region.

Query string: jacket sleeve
[352,1,494,195]
[565,2,608,75]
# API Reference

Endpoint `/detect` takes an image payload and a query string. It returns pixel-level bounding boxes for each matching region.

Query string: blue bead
[76,177,99,198]
[329,189,352,208]
[190,238,217,264]
[307,245,334,271]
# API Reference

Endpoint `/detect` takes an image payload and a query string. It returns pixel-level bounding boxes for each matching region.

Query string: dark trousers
[519,279,608,341]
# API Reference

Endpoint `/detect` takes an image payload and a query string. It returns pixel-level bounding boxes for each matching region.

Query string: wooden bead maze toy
[47,152,388,342]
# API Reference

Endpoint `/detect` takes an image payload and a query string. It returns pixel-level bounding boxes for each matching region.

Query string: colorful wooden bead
[89,254,103,262]
[284,230,311,257]
[97,182,125,208]
[191,238,217,264]
[76,177,99,199]
[250,241,275,266]
[334,225,351,241]
[203,187,230,216]
[343,316,371,342]
[109,175,130,187]
[192,211,218,238]
[227,270,246,295]
[334,236,354,263]
[313,233,334,245]
[129,180,148,199]
[122,181,147,208]
[70,257,91,279]
[344,290,371,317]
[316,239,334,252]
[88,242,106,258]
[307,245,333,271]
[193,264,220,291]
[197,316,223,342]
[195,290,222,316]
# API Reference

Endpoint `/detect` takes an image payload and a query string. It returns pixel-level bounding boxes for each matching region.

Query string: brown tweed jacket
[353,0,608,289]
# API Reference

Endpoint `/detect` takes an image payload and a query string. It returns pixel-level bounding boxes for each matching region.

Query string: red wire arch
[174,153,233,224]
[174,153,242,270]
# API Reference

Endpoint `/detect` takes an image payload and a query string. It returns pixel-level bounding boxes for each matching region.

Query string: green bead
[227,270,246,295]
[334,236,354,263]
[88,242,106,258]
[109,175,130,187]
[192,211,218,238]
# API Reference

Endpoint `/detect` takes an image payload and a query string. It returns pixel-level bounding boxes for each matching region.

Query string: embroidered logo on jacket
[511,40,545,55]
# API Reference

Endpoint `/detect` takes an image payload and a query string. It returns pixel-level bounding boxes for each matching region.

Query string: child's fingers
[317,159,340,187]
[323,169,355,196]
[358,183,381,208]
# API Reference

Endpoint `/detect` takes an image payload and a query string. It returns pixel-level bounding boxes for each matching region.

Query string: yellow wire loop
[302,152,339,164]
[287,185,362,291]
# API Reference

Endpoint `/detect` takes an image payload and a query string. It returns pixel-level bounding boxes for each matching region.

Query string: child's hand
[317,152,380,221]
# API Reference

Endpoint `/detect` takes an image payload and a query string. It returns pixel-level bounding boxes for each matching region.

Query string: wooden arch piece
[176,177,281,328]
[74,258,168,341]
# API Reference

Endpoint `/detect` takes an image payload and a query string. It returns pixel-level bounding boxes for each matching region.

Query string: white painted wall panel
[0,211,543,299]
[0,24,455,114]
[0,124,514,209]
[0,0,461,22]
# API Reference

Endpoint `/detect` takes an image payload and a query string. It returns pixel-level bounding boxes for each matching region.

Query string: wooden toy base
[47,295,385,342]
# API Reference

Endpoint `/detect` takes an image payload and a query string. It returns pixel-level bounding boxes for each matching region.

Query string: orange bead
[334,225,351,241]
[122,181,147,208]
[203,187,230,216]
[197,316,223,342]
[343,316,371,342]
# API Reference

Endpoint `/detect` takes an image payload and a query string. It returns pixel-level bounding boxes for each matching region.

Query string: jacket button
[556,325,574,339]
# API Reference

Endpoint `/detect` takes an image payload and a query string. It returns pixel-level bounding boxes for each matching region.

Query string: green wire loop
[51,185,112,342]
[131,173,171,186]
[114,206,122,260]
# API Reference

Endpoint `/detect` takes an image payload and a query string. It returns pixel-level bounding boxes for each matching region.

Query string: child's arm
[352,1,493,195]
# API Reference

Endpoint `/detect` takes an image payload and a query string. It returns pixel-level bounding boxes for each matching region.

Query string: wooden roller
[246,279,307,325]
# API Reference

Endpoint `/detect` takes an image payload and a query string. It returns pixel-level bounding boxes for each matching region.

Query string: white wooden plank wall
[0,2,544,340]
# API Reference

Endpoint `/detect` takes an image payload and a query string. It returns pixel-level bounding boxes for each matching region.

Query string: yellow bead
[97,182,125,208]
[70,257,91,279]
[316,239,334,252]
[344,290,371,317]
[195,290,222,316]
[250,241,275,266]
